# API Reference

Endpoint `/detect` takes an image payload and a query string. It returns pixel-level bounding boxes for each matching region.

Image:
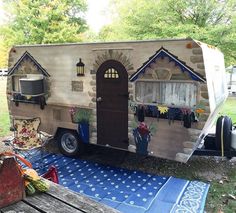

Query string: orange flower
[196,108,205,114]
[186,43,193,49]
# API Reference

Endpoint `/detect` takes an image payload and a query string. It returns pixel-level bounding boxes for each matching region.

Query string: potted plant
[133,122,156,155]
[69,107,92,144]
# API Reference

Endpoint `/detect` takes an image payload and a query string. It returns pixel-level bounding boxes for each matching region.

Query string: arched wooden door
[96,60,128,149]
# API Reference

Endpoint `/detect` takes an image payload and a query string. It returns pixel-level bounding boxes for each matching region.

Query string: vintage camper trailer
[6,38,228,163]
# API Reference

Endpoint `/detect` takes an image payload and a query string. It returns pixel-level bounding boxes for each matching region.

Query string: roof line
[12,38,194,48]
[163,49,206,82]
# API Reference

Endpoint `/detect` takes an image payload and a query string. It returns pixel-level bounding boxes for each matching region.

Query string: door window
[104,68,119,79]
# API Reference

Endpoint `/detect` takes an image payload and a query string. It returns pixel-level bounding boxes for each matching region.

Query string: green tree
[100,0,236,65]
[1,0,87,44]
[0,37,8,67]
[0,0,87,67]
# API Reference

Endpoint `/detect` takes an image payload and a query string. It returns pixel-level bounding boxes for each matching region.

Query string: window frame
[11,74,27,93]
[134,79,200,108]
[103,68,120,80]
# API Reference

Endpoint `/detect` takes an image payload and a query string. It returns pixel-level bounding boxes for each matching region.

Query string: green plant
[70,107,92,123]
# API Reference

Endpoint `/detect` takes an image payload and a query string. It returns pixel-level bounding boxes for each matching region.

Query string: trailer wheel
[215,116,232,151]
[57,130,84,157]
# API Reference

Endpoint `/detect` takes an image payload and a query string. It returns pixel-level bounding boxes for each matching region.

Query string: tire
[215,116,223,150]
[215,116,232,151]
[57,130,84,157]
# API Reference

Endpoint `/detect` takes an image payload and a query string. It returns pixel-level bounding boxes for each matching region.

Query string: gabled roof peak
[129,47,205,82]
[8,51,50,77]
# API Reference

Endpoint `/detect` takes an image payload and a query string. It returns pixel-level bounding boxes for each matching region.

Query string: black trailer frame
[193,132,236,158]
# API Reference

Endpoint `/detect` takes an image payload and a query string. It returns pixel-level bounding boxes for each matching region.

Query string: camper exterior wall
[199,43,228,141]
[7,39,225,162]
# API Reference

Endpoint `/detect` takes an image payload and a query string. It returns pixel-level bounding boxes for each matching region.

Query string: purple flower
[69,107,76,115]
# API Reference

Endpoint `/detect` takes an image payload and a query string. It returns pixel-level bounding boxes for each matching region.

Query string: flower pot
[78,122,89,144]
[133,128,150,155]
[136,137,149,155]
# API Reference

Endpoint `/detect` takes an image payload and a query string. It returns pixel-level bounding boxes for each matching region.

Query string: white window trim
[11,74,27,93]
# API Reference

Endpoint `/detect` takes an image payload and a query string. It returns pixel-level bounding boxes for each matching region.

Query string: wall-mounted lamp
[76,58,85,76]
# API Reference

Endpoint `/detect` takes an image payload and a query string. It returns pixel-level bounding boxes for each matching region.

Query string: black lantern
[76,58,85,76]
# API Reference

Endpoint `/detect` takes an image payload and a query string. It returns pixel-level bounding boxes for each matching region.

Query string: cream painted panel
[11,40,197,77]
[48,92,90,106]
[10,39,200,109]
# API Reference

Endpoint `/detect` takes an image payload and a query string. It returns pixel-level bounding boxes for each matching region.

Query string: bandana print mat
[29,153,209,213]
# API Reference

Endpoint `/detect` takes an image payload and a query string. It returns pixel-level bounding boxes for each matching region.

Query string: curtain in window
[135,81,197,107]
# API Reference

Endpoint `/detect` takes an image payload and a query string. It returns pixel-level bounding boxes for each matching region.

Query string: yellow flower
[158,106,169,114]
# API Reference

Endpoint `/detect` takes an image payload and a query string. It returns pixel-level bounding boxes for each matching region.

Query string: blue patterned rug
[29,153,209,213]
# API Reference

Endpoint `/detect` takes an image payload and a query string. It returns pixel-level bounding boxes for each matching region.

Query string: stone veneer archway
[88,49,135,145]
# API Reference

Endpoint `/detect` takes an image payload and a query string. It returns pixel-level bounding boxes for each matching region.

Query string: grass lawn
[0,79,10,137]
[219,97,236,124]
[206,168,236,212]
